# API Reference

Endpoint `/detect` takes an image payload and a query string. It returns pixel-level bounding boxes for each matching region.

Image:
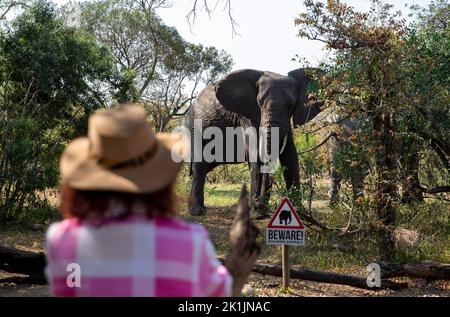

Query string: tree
[75,0,233,131]
[400,0,450,201]
[144,43,233,131]
[0,1,30,23]
[296,0,449,260]
[186,0,237,36]
[0,0,115,220]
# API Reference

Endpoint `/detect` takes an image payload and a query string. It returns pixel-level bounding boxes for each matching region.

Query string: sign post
[282,245,290,288]
[266,197,305,289]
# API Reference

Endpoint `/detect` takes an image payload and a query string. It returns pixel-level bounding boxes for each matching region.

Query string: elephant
[327,117,365,205]
[299,109,366,205]
[279,209,292,225]
[321,113,422,205]
[184,68,322,216]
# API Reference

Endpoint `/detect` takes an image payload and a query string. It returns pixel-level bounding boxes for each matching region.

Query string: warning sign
[266,197,305,246]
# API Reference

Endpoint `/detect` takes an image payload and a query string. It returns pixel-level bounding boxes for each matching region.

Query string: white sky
[52,0,432,75]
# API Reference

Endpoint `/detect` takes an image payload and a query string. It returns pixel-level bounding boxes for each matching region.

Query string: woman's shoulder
[46,215,208,236]
[154,216,208,235]
[46,218,80,238]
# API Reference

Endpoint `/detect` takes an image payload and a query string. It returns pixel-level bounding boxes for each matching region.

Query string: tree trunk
[400,151,424,204]
[2,246,449,290]
[351,165,365,201]
[0,245,46,278]
[249,262,407,290]
[379,261,450,280]
[372,111,398,262]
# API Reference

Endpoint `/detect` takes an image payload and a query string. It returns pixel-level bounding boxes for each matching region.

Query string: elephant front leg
[328,136,341,206]
[259,172,272,209]
[248,161,263,215]
[279,131,301,191]
[188,162,207,216]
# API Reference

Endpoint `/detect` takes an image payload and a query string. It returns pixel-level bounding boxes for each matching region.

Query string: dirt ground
[1,184,449,297]
[1,271,449,297]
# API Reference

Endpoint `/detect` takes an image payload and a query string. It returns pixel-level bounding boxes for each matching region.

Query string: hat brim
[60,133,189,193]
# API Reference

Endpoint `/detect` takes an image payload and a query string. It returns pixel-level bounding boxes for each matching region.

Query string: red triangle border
[267,196,305,229]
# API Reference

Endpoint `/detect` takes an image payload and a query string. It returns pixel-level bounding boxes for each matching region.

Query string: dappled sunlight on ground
[1,178,449,297]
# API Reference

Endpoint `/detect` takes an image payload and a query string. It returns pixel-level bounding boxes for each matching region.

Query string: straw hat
[60,103,189,193]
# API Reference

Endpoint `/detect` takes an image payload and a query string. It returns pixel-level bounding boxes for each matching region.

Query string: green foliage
[75,0,233,131]
[333,141,364,182]
[0,0,115,221]
[402,1,450,188]
[296,0,449,260]
[267,132,327,216]
[0,0,232,222]
[394,199,449,263]
[204,183,243,208]
[207,164,249,185]
[294,133,327,175]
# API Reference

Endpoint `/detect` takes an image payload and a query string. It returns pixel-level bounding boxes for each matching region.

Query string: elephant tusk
[259,138,265,160]
[280,134,288,155]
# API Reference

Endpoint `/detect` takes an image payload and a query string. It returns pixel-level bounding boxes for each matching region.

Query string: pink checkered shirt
[45,215,232,297]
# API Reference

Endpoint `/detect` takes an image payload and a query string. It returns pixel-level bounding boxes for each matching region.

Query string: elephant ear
[215,69,264,121]
[288,68,322,127]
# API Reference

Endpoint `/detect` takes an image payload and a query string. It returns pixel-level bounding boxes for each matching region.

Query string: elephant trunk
[258,128,288,161]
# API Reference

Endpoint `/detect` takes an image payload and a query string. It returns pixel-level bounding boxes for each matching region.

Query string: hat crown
[88,104,156,162]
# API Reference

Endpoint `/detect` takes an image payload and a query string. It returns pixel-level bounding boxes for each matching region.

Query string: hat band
[96,143,158,170]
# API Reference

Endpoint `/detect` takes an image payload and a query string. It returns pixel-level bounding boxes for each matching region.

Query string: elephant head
[214,68,321,160]
[213,68,325,192]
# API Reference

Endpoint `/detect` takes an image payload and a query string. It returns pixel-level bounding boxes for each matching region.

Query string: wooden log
[1,246,449,290]
[0,245,46,278]
[378,261,450,280]
[251,263,407,291]
[0,245,405,291]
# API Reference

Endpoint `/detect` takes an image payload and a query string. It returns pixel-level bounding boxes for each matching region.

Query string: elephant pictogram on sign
[279,210,292,225]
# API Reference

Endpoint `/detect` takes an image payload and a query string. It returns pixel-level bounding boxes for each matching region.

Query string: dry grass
[0,177,449,297]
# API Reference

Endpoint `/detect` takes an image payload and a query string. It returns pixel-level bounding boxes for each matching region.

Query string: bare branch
[186,0,239,37]
[0,1,30,21]
[418,185,450,195]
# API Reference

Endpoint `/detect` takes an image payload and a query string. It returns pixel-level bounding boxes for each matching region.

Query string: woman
[45,104,256,297]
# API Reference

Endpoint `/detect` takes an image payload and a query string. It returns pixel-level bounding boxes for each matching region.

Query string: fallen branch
[249,262,407,291]
[418,185,450,195]
[2,247,400,290]
[217,258,406,290]
[0,245,46,278]
[225,185,261,296]
[296,211,329,231]
[378,261,450,281]
[2,245,449,291]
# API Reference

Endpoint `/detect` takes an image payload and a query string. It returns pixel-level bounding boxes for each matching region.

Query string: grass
[204,184,243,208]
[1,174,448,274]
[0,223,46,252]
[181,177,449,272]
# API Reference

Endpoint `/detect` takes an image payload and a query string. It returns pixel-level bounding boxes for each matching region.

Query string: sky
[53,0,433,75]
[155,0,433,74]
